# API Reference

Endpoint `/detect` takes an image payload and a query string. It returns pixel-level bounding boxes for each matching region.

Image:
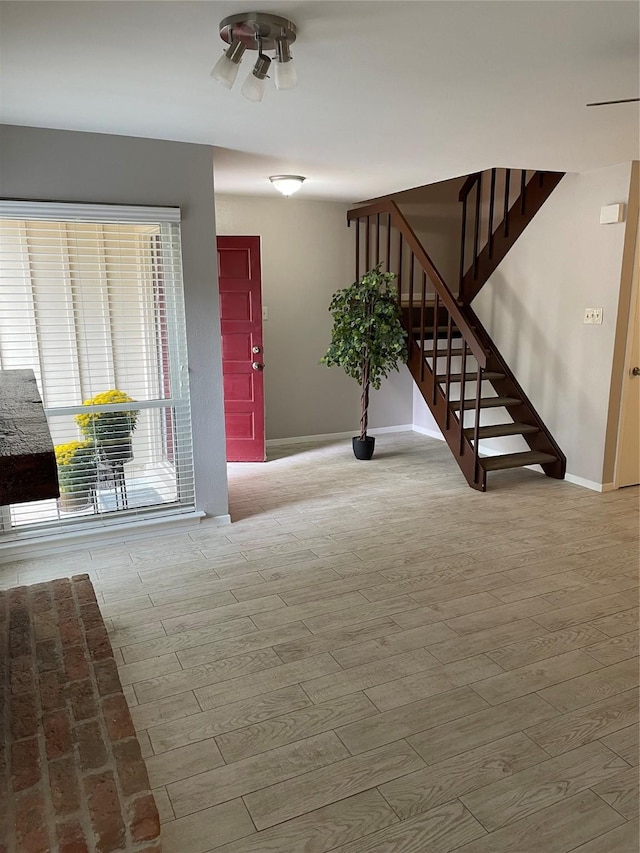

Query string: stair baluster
[488,168,497,259]
[432,292,440,407]
[472,364,483,484]
[419,271,427,383]
[503,169,511,237]
[444,316,454,430]
[397,229,403,304]
[365,215,371,270]
[408,250,415,327]
[458,343,468,456]
[386,212,392,274]
[472,173,482,280]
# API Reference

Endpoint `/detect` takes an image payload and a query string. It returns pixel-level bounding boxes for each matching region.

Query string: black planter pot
[352,435,375,460]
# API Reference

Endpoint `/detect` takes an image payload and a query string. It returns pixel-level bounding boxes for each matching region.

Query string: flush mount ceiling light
[211,12,298,102]
[269,175,306,197]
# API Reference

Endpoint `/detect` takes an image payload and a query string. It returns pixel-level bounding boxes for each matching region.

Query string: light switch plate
[584,307,603,324]
[600,204,625,224]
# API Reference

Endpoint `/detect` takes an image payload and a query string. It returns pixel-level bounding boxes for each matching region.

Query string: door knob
[632,367,640,376]
[252,345,262,354]
[252,362,264,371]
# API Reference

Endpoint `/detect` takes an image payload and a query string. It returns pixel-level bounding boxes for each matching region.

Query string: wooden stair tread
[401,298,453,306]
[480,451,558,471]
[423,347,465,357]
[412,327,464,335]
[464,423,540,439]
[452,396,521,411]
[436,371,504,383]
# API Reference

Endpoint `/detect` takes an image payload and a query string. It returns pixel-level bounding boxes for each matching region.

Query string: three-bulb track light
[211,12,297,102]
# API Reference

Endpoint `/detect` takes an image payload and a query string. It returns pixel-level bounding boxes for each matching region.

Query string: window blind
[0,202,195,536]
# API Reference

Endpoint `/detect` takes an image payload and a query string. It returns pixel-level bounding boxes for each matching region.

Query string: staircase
[347,168,566,491]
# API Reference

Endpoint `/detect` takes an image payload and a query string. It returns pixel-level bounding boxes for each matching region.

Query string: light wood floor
[2,431,639,852]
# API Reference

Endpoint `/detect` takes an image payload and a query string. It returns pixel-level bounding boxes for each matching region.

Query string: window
[0,202,195,538]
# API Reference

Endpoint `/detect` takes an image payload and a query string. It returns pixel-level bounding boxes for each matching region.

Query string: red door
[217,236,265,462]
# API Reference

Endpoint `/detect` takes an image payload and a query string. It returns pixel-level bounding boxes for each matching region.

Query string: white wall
[0,125,228,518]
[412,385,441,436]
[215,195,413,440]
[474,163,633,486]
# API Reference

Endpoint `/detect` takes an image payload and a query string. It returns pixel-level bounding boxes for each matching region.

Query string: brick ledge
[1,573,161,852]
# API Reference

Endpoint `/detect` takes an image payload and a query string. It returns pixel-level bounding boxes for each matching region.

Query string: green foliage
[321,265,407,439]
[54,440,98,494]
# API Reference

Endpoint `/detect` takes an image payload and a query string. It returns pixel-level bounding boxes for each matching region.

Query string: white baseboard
[266,425,414,447]
[564,473,613,493]
[200,513,232,526]
[266,432,351,447]
[369,424,414,435]
[412,424,445,441]
[0,510,223,564]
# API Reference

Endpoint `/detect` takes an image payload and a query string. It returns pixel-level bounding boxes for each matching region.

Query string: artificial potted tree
[75,389,139,464]
[54,440,98,512]
[321,265,407,460]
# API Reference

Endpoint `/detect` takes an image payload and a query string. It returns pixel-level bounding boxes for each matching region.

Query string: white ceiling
[1,1,638,202]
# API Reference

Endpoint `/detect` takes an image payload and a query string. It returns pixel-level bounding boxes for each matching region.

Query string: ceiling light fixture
[269,176,306,197]
[274,36,297,90]
[241,40,271,103]
[210,38,246,89]
[211,12,297,100]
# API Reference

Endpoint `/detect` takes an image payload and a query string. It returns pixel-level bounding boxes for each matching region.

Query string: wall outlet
[584,307,603,325]
[262,306,269,321]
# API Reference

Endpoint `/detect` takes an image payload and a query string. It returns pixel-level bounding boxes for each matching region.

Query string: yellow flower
[55,439,98,493]
[75,389,138,439]
[54,440,94,467]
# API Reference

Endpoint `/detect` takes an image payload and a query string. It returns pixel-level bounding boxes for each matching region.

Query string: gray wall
[0,124,228,518]
[215,194,413,440]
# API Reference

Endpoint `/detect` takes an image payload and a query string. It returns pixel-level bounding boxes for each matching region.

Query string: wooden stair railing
[347,200,566,491]
[459,168,565,303]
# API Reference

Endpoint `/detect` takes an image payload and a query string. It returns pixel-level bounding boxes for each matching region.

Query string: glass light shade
[274,59,297,90]
[269,176,306,196]
[241,72,267,102]
[211,53,241,89]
